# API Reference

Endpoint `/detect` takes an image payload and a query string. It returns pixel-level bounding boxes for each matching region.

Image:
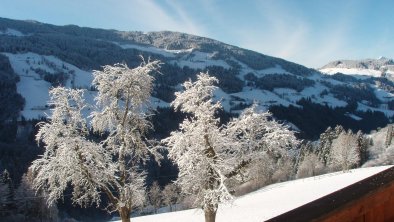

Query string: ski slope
[117,165,391,222]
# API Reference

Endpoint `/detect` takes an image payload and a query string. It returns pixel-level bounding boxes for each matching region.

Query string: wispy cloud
[163,0,207,35]
[226,1,364,68]
[113,0,371,67]
[4,0,389,67]
[232,1,310,63]
[115,0,206,35]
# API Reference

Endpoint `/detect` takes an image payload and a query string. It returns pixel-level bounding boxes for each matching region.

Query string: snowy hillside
[6,46,393,123]
[114,166,392,222]
[320,57,394,81]
[2,52,93,119]
[3,49,356,120]
[320,67,383,78]
[1,17,394,138]
[1,52,169,119]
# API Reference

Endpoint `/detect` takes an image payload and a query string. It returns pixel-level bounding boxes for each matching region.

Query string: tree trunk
[119,207,131,222]
[204,208,217,222]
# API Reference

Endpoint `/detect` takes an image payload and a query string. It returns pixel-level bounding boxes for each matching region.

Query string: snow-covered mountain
[0,17,393,139]
[320,57,394,81]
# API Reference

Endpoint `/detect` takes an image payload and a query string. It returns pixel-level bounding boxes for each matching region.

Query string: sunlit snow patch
[3,52,94,119]
[320,68,382,78]
[115,165,391,222]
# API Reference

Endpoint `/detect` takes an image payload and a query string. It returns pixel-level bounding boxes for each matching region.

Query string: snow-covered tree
[163,72,298,222]
[247,153,276,188]
[364,143,394,166]
[225,104,298,180]
[163,73,231,222]
[385,124,393,147]
[296,152,325,179]
[271,155,295,182]
[30,61,161,222]
[31,87,114,207]
[318,125,344,164]
[223,104,298,194]
[355,130,369,165]
[148,181,162,213]
[329,131,360,171]
[90,61,161,221]
[162,182,180,212]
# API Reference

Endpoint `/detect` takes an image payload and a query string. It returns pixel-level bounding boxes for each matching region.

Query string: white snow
[387,70,394,75]
[163,48,194,54]
[271,88,302,104]
[3,52,94,119]
[3,52,93,88]
[374,88,394,103]
[233,85,346,110]
[300,83,325,97]
[150,97,170,108]
[235,61,290,80]
[231,87,297,109]
[213,88,233,111]
[228,63,349,109]
[114,42,193,57]
[114,43,176,58]
[0,28,27,37]
[115,42,193,56]
[173,51,230,69]
[17,76,51,119]
[364,126,394,166]
[258,65,290,75]
[115,42,230,69]
[320,68,382,78]
[4,50,391,122]
[224,84,347,112]
[115,165,391,222]
[317,94,348,108]
[42,54,93,88]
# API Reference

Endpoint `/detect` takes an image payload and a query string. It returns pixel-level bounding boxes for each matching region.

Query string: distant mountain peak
[320,57,394,71]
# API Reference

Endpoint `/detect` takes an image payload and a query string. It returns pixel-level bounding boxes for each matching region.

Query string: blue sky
[1,0,394,68]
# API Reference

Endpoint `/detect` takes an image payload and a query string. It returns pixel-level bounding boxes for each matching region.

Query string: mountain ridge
[0,17,313,74]
[0,17,393,140]
[321,57,394,70]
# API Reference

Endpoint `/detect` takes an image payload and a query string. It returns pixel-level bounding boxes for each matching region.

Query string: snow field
[320,68,383,78]
[171,51,230,69]
[3,52,94,119]
[115,43,176,58]
[116,42,230,69]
